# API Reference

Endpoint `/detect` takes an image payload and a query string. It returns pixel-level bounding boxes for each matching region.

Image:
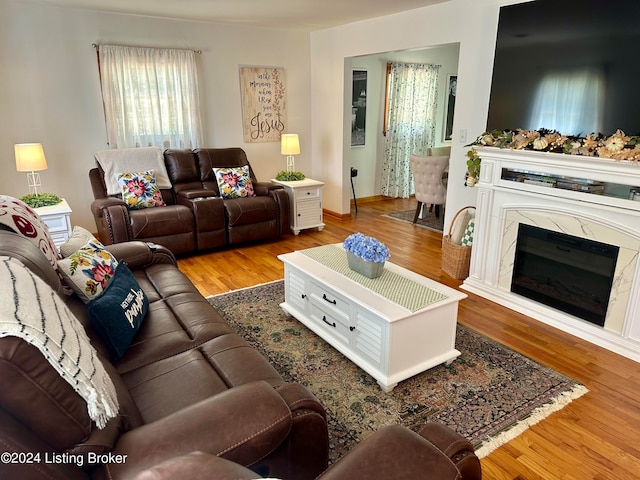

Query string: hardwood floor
[177,197,640,480]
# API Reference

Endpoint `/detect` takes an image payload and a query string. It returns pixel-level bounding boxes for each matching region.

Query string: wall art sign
[239,66,287,143]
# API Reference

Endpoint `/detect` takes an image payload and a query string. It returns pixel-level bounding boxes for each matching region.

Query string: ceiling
[30,0,449,31]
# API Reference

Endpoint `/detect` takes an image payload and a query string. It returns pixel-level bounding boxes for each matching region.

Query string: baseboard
[323,209,351,220]
[352,195,386,204]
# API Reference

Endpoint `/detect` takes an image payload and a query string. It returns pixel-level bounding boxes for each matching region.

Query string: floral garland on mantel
[463,128,640,186]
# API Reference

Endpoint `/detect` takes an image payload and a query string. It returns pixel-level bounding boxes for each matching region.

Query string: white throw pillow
[59,226,97,258]
[450,210,471,245]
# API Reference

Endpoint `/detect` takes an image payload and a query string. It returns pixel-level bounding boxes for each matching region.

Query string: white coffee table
[278,245,467,391]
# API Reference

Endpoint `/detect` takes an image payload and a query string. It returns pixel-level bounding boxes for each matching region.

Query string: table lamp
[15,143,48,195]
[281,134,300,173]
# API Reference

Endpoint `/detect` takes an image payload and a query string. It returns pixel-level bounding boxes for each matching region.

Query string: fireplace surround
[462,147,640,362]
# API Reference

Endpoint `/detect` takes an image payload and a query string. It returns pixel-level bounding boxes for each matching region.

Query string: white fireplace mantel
[462,147,640,362]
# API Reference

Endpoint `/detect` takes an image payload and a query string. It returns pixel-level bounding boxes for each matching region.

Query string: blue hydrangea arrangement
[343,233,390,264]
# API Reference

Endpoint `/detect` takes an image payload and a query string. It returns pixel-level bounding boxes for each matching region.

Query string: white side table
[35,199,72,247]
[272,178,325,235]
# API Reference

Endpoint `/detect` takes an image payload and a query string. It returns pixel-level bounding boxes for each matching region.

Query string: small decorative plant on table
[20,193,61,208]
[275,170,306,181]
[343,232,390,279]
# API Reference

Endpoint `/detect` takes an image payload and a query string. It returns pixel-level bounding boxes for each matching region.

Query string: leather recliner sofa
[0,226,482,480]
[89,147,290,255]
[0,229,327,480]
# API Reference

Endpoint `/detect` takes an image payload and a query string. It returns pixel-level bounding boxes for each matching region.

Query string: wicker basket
[441,206,475,280]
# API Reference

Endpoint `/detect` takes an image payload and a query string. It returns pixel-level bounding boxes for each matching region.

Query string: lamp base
[26,171,42,196]
[286,155,295,173]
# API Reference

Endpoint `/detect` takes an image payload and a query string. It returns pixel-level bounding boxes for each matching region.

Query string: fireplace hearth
[511,224,619,327]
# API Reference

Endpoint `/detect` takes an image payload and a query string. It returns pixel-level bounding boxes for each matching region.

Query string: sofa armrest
[104,381,292,480]
[417,423,482,480]
[90,198,134,245]
[317,425,462,480]
[131,452,258,480]
[104,241,177,268]
[253,181,282,196]
[268,187,290,236]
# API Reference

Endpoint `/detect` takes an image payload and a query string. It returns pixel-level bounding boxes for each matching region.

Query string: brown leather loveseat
[89,147,290,255]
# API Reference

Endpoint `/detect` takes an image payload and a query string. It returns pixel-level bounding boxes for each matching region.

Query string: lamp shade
[15,143,48,172]
[281,134,300,155]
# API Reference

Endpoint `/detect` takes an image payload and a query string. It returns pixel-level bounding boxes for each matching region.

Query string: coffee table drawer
[310,281,350,316]
[309,302,350,345]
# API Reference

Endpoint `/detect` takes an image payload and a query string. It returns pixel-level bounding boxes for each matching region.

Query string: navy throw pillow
[87,263,148,360]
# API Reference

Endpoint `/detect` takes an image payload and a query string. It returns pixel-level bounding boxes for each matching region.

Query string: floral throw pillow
[116,171,166,209]
[57,239,119,303]
[212,166,255,199]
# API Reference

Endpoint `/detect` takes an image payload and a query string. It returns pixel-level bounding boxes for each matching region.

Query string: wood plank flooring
[177,197,640,480]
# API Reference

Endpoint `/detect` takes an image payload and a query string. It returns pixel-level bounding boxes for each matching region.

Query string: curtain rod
[92,43,202,54]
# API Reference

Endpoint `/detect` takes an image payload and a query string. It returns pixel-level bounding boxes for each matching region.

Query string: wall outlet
[351,167,358,177]
[459,129,467,142]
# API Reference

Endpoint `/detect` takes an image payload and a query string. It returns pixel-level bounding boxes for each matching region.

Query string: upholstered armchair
[410,153,449,222]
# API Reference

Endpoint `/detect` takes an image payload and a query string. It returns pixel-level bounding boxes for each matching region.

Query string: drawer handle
[322,316,336,328]
[307,191,311,195]
[350,326,356,332]
[322,294,337,305]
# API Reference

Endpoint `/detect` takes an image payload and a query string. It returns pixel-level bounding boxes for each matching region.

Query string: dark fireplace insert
[511,224,619,326]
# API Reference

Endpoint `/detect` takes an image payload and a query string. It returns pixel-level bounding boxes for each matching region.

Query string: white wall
[350,44,460,200]
[310,0,520,229]
[0,0,311,230]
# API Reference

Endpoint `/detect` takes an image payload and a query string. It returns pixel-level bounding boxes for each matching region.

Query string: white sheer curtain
[528,67,605,136]
[99,45,203,149]
[382,62,440,198]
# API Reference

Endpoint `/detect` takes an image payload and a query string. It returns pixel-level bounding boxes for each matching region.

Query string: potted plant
[275,170,306,181]
[343,232,390,279]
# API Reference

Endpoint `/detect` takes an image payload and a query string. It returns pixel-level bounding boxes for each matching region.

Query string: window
[98,45,203,149]
[528,67,605,136]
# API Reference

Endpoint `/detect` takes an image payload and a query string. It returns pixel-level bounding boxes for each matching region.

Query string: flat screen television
[486,0,640,137]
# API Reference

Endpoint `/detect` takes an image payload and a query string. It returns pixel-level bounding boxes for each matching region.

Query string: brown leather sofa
[0,226,482,480]
[89,148,290,255]
[0,229,327,480]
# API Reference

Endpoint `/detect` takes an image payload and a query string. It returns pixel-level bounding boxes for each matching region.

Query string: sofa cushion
[213,166,256,199]
[88,263,149,361]
[225,196,277,227]
[58,239,119,302]
[117,171,167,209]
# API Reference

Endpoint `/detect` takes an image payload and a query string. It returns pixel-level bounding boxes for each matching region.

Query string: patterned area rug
[383,208,445,233]
[208,280,587,463]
